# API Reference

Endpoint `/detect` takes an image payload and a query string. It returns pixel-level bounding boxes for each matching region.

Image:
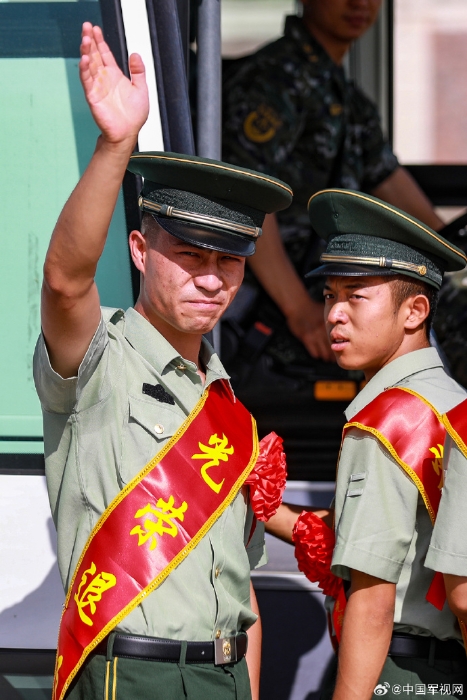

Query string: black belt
[94,632,248,666]
[389,633,465,662]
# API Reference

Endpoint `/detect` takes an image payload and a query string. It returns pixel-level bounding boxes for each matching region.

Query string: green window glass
[0,0,134,463]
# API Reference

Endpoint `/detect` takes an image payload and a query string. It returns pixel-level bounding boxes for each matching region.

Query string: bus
[1,1,466,698]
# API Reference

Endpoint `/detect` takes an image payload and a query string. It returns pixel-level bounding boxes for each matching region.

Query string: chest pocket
[120,394,185,484]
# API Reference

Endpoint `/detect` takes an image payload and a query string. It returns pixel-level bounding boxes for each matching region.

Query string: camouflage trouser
[320,652,467,699]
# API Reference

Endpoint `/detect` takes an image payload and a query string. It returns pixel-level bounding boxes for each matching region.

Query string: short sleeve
[331,429,419,583]
[244,505,267,570]
[33,316,108,414]
[426,438,467,575]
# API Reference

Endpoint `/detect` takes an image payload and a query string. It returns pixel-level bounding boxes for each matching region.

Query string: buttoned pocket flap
[128,395,182,441]
[120,396,184,484]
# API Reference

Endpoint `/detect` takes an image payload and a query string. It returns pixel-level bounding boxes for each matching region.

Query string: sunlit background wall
[394,0,467,164]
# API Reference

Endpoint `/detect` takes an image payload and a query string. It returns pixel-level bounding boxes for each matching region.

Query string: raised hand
[79,23,149,146]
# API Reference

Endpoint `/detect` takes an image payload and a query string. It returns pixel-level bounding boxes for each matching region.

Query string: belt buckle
[214,636,237,665]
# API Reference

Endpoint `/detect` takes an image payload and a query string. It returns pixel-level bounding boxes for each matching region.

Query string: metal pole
[197,0,222,160]
[197,0,222,354]
[147,0,195,155]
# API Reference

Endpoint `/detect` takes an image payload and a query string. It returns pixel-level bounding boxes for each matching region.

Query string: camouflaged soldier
[222,0,443,363]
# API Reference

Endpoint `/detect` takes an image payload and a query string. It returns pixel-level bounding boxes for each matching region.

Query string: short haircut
[141,212,157,237]
[388,276,438,338]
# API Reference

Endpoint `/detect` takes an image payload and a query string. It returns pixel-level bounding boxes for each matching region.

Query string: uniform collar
[123,307,230,387]
[284,15,345,75]
[345,347,444,420]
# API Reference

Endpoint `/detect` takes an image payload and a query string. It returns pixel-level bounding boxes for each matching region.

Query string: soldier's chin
[334,354,361,371]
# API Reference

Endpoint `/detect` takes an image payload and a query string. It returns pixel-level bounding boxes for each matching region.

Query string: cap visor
[152,215,255,257]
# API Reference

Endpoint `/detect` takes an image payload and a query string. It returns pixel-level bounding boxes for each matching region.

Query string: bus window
[0,0,134,469]
[394,0,467,165]
[222,0,295,57]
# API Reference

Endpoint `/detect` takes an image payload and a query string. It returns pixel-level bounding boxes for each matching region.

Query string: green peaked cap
[306,189,467,289]
[127,152,293,256]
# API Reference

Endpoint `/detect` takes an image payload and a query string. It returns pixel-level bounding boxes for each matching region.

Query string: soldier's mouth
[330,336,349,351]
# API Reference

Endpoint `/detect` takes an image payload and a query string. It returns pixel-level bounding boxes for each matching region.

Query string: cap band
[320,253,442,287]
[139,196,262,240]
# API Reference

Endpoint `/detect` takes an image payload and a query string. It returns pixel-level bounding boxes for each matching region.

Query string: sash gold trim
[344,387,442,524]
[54,384,259,700]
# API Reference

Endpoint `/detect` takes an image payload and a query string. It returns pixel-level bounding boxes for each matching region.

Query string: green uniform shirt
[33,307,266,641]
[426,436,467,576]
[330,347,466,640]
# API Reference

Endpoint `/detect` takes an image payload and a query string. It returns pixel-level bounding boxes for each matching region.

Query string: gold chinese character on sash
[74,562,116,627]
[429,444,444,489]
[53,654,63,700]
[192,433,234,493]
[130,496,188,550]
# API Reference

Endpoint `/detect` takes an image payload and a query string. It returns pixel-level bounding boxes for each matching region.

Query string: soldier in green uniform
[222,0,443,361]
[32,23,292,700]
[266,189,467,699]
[425,391,467,657]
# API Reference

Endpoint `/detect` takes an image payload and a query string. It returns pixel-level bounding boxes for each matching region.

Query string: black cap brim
[152,214,255,256]
[306,263,423,281]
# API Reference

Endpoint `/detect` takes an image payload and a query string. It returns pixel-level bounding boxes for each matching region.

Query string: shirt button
[176,363,186,371]
[215,567,220,578]
[154,424,164,434]
[215,629,221,639]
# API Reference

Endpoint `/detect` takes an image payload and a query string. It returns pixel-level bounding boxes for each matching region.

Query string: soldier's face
[323,276,408,380]
[302,0,382,43]
[130,225,245,336]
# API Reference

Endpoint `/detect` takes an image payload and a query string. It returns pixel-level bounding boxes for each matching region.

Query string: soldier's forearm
[443,574,467,623]
[265,503,333,543]
[332,571,395,700]
[44,135,136,295]
[247,213,312,317]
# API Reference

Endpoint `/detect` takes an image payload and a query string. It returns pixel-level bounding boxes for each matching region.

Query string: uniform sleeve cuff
[331,543,403,583]
[425,545,467,576]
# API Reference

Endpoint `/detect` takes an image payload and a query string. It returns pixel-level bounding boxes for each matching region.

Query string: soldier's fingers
[93,25,118,68]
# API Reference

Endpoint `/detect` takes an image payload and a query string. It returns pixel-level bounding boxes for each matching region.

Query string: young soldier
[33,23,291,700]
[267,189,467,699]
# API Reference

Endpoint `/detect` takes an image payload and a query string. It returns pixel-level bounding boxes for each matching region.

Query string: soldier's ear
[129,230,147,273]
[403,294,430,331]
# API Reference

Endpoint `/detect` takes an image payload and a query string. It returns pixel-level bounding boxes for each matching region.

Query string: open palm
[79,23,149,145]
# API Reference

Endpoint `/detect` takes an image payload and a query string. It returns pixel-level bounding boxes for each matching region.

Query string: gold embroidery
[130,497,188,550]
[192,434,234,493]
[429,444,444,489]
[74,563,116,627]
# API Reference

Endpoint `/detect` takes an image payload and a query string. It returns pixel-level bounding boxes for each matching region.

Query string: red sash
[443,398,467,459]
[54,380,258,700]
[441,399,467,647]
[294,387,447,644]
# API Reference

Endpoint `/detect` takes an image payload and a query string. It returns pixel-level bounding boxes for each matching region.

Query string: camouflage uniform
[222,15,399,275]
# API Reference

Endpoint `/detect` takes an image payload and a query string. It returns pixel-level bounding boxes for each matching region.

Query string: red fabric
[292,510,342,599]
[246,432,287,521]
[426,571,446,611]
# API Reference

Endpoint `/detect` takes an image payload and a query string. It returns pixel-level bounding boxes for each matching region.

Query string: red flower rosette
[292,510,342,599]
[246,431,287,521]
